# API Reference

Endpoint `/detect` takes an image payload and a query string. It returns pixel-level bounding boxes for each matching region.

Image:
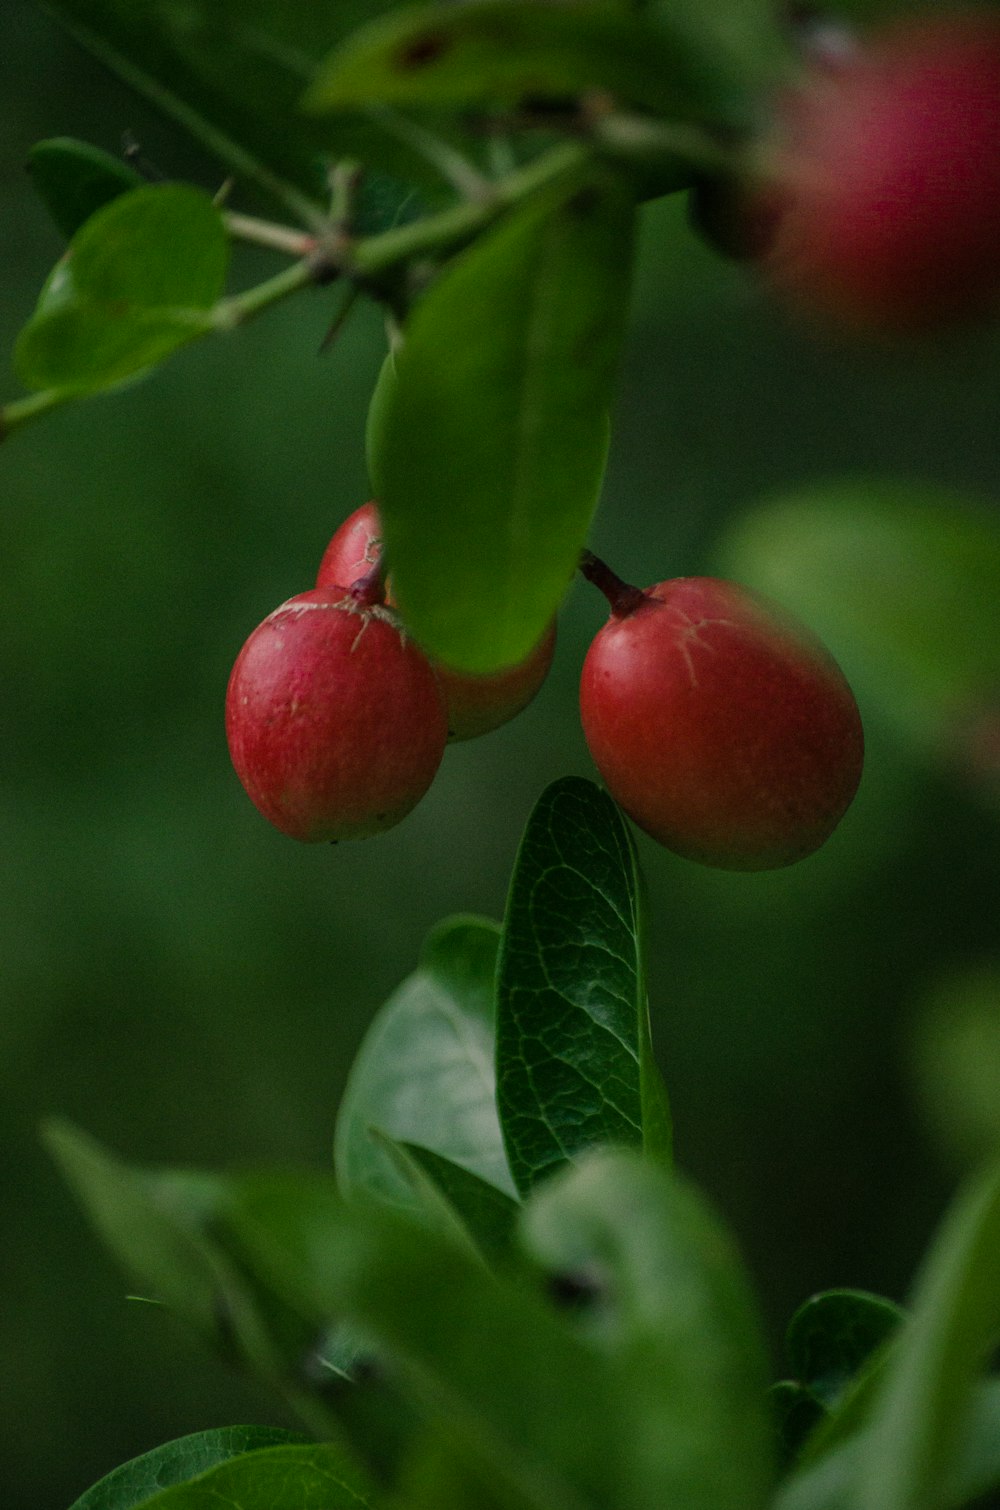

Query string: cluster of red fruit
[225,502,556,842]
[226,504,864,871]
[709,10,1000,335]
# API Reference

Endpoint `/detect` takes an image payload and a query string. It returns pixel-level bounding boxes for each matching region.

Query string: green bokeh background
[3,4,1000,1506]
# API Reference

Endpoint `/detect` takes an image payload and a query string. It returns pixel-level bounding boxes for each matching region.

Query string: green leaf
[28,137,144,239]
[375,170,635,674]
[111,1443,374,1510]
[16,185,227,393]
[41,1121,316,1388]
[220,1167,668,1510]
[220,1156,773,1510]
[68,1427,309,1510]
[364,348,396,497]
[643,0,795,116]
[519,1151,775,1510]
[371,1131,520,1262]
[334,916,516,1211]
[39,1,483,218]
[940,1377,1000,1507]
[44,1119,233,1342]
[718,481,1000,762]
[853,1159,1000,1510]
[304,0,774,125]
[775,1379,1000,1510]
[786,1290,904,1409]
[496,777,671,1197]
[770,1382,827,1470]
[912,963,1000,1168]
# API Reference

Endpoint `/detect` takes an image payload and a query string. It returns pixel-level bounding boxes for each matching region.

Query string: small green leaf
[44,1119,232,1344]
[42,1121,315,1386]
[719,482,1000,761]
[16,184,227,393]
[854,1158,1000,1510]
[770,1382,827,1470]
[67,1427,309,1510]
[334,916,516,1209]
[28,137,144,239]
[40,1,485,217]
[376,170,635,673]
[520,1151,776,1510]
[786,1291,904,1409]
[373,1132,519,1262]
[115,1443,374,1510]
[496,777,671,1196]
[304,0,762,123]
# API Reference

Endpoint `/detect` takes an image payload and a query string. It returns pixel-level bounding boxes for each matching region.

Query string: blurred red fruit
[756,12,1000,333]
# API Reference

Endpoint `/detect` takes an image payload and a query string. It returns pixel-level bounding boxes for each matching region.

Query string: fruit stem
[578,549,646,616]
[349,557,388,608]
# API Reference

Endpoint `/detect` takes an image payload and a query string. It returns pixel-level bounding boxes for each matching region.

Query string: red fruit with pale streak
[226,587,448,841]
[579,577,864,870]
[758,12,1000,333]
[317,502,556,741]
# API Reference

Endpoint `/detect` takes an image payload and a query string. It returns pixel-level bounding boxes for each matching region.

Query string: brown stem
[349,557,388,608]
[578,549,646,617]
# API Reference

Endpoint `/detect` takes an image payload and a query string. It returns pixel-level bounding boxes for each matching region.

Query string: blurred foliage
[911,965,1000,1168]
[3,2,1000,1508]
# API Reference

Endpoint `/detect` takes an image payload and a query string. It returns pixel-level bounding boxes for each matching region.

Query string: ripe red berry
[579,572,863,870]
[755,12,1000,333]
[226,586,448,841]
[317,502,556,742]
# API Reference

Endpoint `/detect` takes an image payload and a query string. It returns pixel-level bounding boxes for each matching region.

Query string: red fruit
[317,502,556,742]
[756,12,1000,333]
[226,586,448,841]
[579,574,863,870]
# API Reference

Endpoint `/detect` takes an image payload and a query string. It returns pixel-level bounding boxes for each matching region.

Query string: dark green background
[3,4,999,1505]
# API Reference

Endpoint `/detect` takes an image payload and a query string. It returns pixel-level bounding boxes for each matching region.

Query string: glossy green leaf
[496,778,671,1196]
[371,1132,520,1262]
[68,1427,309,1510]
[16,185,227,393]
[520,1151,775,1510]
[39,1,482,218]
[718,482,1000,762]
[375,171,635,673]
[28,137,143,239]
[853,1159,1000,1510]
[113,1443,373,1510]
[334,916,515,1212]
[786,1290,904,1408]
[304,0,773,125]
[42,1121,316,1389]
